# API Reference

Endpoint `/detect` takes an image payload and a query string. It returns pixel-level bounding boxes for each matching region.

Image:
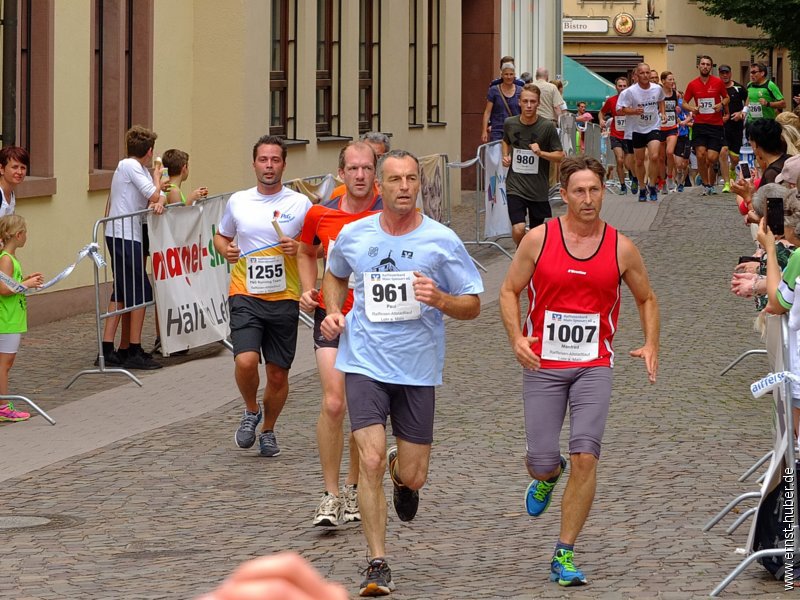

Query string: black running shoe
[124,348,162,370]
[388,446,419,522]
[359,558,395,596]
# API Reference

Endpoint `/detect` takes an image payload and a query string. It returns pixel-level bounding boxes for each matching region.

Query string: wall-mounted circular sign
[613,13,635,36]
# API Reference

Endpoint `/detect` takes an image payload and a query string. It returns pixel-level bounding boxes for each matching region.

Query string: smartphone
[767,197,785,236]
[739,162,751,180]
[738,256,760,264]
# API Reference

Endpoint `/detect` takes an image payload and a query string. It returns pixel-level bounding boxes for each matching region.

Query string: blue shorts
[105,236,153,308]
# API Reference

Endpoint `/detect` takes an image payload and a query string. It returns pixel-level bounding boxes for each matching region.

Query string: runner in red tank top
[500,155,660,587]
[297,141,382,530]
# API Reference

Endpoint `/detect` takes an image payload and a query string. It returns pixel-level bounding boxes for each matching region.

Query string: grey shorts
[523,367,613,473]
[345,373,435,445]
[229,295,299,369]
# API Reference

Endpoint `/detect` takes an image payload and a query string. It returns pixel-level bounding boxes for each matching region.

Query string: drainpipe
[554,0,563,79]
[2,0,17,145]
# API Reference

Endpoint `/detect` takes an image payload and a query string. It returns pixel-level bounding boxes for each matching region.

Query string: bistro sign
[562,18,609,33]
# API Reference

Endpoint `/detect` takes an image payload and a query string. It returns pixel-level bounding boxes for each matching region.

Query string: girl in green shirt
[0,215,43,422]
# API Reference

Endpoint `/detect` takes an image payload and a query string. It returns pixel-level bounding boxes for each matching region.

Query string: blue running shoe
[550,549,587,586]
[638,189,647,202]
[676,183,684,193]
[525,455,566,516]
[648,185,658,202]
[630,179,639,194]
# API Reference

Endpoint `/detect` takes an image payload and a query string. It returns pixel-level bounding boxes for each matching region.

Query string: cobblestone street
[0,187,790,599]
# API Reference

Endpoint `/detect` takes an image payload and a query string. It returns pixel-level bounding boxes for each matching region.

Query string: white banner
[483,142,512,238]
[146,195,231,356]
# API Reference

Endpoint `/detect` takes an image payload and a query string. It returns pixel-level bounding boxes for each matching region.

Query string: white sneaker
[312,492,341,527]
[342,484,361,523]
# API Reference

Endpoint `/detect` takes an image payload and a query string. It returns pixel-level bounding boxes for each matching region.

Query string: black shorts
[507,195,552,229]
[345,373,436,445]
[675,136,692,160]
[660,128,678,142]
[724,122,744,155]
[631,130,661,149]
[105,236,153,308]
[229,295,300,369]
[692,123,725,153]
[610,137,633,154]
[313,306,339,350]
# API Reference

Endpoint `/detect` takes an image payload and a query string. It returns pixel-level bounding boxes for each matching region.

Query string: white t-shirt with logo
[617,83,666,138]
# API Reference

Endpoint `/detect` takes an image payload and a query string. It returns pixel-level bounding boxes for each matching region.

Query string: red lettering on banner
[152,239,206,281]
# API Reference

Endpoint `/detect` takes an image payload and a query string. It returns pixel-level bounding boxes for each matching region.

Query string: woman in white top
[0,146,29,218]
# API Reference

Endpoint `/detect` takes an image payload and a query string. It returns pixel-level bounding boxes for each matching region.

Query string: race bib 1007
[541,311,600,362]
[363,271,420,322]
[246,255,286,294]
[512,148,539,175]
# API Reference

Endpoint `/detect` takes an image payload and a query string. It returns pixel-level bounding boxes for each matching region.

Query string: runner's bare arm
[412,272,480,320]
[501,139,512,168]
[213,232,240,265]
[499,227,545,370]
[320,270,349,339]
[619,235,660,383]
[297,241,321,312]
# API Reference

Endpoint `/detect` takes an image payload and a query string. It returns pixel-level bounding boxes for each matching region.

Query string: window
[426,0,441,123]
[90,0,153,189]
[316,0,340,137]
[358,0,380,134]
[408,0,419,125]
[270,0,297,138]
[15,0,56,197]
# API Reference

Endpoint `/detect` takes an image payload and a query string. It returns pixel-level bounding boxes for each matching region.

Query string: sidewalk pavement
[0,186,789,598]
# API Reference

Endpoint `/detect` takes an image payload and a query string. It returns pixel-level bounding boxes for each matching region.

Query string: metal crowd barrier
[447,141,512,264]
[708,314,798,595]
[0,393,55,425]
[65,207,155,388]
[65,196,321,389]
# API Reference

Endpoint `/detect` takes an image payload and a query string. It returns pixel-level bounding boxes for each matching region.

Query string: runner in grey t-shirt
[502,83,564,247]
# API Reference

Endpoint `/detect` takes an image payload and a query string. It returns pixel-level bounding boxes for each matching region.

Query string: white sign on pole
[147,195,232,355]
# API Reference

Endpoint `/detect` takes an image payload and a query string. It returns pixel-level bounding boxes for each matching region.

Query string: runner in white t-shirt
[214,135,312,459]
[616,63,666,202]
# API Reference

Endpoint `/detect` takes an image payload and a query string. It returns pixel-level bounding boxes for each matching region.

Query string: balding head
[535,67,549,81]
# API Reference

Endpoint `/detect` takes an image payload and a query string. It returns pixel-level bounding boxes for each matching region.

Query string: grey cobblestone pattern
[0,187,790,598]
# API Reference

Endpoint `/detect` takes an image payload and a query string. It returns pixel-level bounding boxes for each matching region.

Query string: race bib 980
[512,148,539,175]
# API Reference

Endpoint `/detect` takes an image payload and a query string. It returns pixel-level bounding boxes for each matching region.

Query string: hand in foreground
[196,552,348,600]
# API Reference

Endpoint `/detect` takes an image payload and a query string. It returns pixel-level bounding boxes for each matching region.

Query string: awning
[561,56,617,112]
